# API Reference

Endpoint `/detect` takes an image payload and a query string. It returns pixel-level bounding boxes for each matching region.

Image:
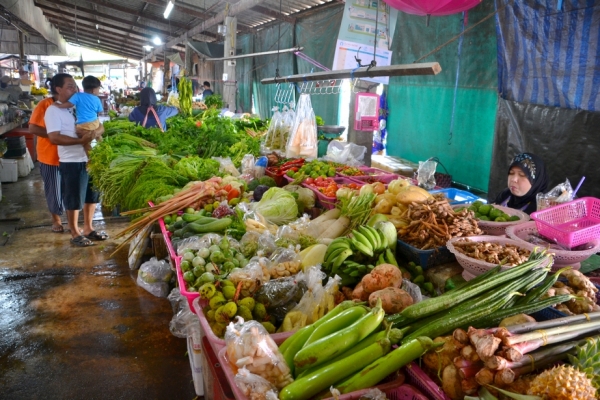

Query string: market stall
[97,78,600,400]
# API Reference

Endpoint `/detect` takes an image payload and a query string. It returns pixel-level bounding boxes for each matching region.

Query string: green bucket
[318,139,330,158]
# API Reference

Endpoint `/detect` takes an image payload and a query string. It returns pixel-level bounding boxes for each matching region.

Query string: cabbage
[283,185,316,212]
[254,187,299,225]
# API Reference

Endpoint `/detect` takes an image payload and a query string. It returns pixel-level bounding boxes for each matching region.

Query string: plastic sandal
[84,230,109,241]
[71,235,95,247]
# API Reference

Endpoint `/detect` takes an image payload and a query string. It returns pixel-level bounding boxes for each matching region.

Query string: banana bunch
[322,226,399,286]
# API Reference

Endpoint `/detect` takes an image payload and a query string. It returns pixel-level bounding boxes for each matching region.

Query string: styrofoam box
[0,159,18,182]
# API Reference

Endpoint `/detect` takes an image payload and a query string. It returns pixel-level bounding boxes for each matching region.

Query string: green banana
[332,249,354,274]
[376,228,388,250]
[385,248,399,267]
[358,226,380,252]
[357,264,368,274]
[377,253,387,266]
[326,247,350,265]
[366,225,384,252]
[351,230,374,257]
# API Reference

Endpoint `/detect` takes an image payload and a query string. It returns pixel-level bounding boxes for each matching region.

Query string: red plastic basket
[530,197,600,249]
[405,362,451,400]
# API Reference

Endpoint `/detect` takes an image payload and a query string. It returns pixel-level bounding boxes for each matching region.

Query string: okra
[335,336,436,394]
[294,300,385,371]
[400,256,548,319]
[304,306,368,347]
[280,339,391,400]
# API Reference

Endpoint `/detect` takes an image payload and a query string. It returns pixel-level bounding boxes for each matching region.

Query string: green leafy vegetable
[253,187,298,225]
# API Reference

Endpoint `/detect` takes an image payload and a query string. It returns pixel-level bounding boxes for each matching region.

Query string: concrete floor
[0,167,198,400]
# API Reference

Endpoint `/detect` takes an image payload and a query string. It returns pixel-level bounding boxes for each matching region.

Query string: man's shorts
[59,162,100,210]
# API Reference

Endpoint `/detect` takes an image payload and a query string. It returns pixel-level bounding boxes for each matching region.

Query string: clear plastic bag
[264,107,284,150]
[136,257,172,297]
[240,231,261,258]
[239,201,279,236]
[229,257,268,298]
[241,154,256,176]
[168,294,198,338]
[286,94,318,159]
[234,367,279,400]
[128,225,152,270]
[268,247,302,279]
[416,159,437,190]
[323,141,366,166]
[536,178,574,210]
[254,156,268,179]
[286,265,336,325]
[253,275,307,323]
[212,156,240,177]
[401,279,424,304]
[225,318,294,389]
[176,233,223,256]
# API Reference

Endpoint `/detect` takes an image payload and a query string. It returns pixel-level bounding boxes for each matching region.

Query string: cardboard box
[0,159,18,182]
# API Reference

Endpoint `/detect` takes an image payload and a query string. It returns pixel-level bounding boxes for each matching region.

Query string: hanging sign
[332,1,398,85]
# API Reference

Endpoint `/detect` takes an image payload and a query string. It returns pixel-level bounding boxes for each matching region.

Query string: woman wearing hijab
[493,153,549,214]
[128,87,178,131]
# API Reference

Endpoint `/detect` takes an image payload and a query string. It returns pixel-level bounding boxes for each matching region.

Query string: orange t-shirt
[30,97,59,166]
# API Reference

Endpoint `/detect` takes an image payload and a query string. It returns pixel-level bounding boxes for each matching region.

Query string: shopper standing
[202,81,213,98]
[29,89,64,232]
[44,73,108,246]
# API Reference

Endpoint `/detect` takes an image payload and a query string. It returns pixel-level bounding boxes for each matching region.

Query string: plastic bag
[536,178,574,211]
[274,214,313,248]
[254,156,268,179]
[229,257,268,298]
[240,231,261,258]
[176,233,223,256]
[168,293,198,338]
[234,367,279,400]
[239,201,279,236]
[136,257,172,297]
[416,159,437,190]
[241,154,256,176]
[254,275,307,324]
[264,107,285,150]
[323,141,367,166]
[225,318,294,389]
[286,94,318,159]
[166,91,179,108]
[285,265,337,326]
[401,279,424,304]
[268,247,302,279]
[213,156,240,177]
[128,225,152,270]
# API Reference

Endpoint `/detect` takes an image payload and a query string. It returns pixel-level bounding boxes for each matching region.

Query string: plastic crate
[202,337,236,400]
[0,159,18,182]
[347,173,403,186]
[303,177,363,210]
[429,188,480,205]
[405,362,451,400]
[530,197,600,249]
[219,349,428,400]
[192,296,293,356]
[358,166,391,175]
[530,306,568,321]
[396,239,455,269]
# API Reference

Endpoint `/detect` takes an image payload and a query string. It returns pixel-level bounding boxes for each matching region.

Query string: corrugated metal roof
[36,0,342,59]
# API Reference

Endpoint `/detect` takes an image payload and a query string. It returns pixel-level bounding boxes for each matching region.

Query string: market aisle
[0,167,197,400]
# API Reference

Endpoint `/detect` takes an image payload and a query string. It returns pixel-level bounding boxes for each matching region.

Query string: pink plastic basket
[174,255,200,312]
[219,348,429,400]
[347,174,404,187]
[303,177,363,210]
[530,197,600,249]
[193,297,293,356]
[446,235,553,276]
[452,204,530,236]
[405,362,451,400]
[506,221,600,269]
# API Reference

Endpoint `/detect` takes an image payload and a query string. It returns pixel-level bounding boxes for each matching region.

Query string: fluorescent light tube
[164,1,174,19]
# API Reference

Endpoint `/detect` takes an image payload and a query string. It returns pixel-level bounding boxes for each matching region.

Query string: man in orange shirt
[30,90,64,232]
[29,75,99,234]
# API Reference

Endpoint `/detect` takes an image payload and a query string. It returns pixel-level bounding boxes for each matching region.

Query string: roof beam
[48,18,148,46]
[86,0,190,31]
[35,0,179,39]
[61,33,144,55]
[145,0,264,60]
[141,0,211,20]
[58,30,146,54]
[63,37,143,59]
[251,5,296,24]
[40,6,157,41]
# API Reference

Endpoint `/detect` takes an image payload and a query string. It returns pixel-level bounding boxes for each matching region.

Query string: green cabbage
[283,185,316,212]
[254,187,298,225]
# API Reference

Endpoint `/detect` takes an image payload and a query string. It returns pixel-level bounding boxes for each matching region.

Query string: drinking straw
[573,176,585,197]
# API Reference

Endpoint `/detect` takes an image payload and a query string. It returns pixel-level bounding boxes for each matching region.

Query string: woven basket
[453,204,530,236]
[447,235,553,276]
[506,221,600,269]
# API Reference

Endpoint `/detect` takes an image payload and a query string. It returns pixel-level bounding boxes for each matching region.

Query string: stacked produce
[459,201,521,222]
[451,238,530,266]
[542,269,600,315]
[177,76,193,116]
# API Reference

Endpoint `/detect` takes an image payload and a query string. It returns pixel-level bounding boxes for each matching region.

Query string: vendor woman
[493,153,549,214]
[128,87,178,130]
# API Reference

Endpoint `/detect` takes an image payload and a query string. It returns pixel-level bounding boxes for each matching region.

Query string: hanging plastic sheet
[373,91,387,153]
[495,0,600,112]
[487,97,600,203]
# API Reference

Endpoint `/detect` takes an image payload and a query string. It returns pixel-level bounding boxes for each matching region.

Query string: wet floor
[0,167,197,399]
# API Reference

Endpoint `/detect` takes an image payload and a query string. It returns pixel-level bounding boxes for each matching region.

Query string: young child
[52,75,104,156]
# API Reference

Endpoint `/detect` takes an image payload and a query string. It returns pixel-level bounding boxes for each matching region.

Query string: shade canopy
[383,0,481,16]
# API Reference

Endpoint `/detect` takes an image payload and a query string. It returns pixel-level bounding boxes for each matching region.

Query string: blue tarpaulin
[495,0,600,111]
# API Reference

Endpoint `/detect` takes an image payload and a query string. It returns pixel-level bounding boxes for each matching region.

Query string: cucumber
[185,219,232,233]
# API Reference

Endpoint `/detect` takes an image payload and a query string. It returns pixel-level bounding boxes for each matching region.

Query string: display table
[0,121,24,137]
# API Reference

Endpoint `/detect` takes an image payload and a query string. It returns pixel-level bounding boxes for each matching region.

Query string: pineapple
[527,365,596,400]
[568,336,600,390]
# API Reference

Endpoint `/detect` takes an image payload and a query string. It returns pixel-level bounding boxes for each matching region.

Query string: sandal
[84,230,109,241]
[70,235,95,247]
[52,224,64,233]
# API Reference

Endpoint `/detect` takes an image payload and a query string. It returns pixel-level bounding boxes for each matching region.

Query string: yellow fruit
[209,294,226,310]
[222,285,236,300]
[236,305,252,321]
[237,297,255,312]
[300,243,328,271]
[222,302,237,318]
[395,186,432,205]
[527,365,596,400]
[261,322,276,334]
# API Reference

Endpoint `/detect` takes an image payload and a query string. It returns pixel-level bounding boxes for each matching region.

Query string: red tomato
[223,184,232,191]
[227,188,240,201]
[315,176,324,184]
[305,177,314,185]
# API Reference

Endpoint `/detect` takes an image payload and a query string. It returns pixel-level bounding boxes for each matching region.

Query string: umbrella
[383,0,481,17]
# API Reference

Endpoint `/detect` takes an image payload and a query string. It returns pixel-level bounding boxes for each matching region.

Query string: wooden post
[18,31,25,71]
[163,52,169,95]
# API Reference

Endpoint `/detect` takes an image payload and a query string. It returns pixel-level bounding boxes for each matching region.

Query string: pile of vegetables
[460,201,521,222]
[452,238,531,266]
